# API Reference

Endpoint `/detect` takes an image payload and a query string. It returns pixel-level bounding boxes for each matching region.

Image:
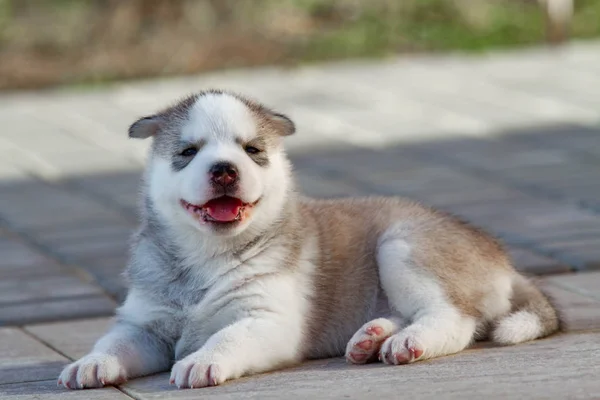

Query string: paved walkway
[1,41,600,398]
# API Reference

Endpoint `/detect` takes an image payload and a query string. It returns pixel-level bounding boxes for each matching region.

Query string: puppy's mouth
[181,196,257,224]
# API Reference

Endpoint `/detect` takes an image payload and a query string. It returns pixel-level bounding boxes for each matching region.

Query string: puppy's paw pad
[345,318,399,364]
[170,355,227,389]
[365,326,384,336]
[379,333,425,365]
[58,354,127,390]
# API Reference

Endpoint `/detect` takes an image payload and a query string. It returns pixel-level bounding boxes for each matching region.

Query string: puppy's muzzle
[210,162,238,187]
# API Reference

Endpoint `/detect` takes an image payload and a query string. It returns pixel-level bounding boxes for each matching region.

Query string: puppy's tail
[492,274,560,345]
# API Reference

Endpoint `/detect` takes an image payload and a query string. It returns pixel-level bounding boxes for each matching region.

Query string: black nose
[209,162,238,186]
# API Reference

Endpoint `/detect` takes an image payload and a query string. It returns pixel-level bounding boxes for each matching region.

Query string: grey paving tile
[51,238,130,261]
[540,280,600,332]
[0,238,50,268]
[75,255,129,301]
[545,272,600,302]
[0,328,67,384]
[1,113,100,155]
[35,223,135,245]
[26,318,114,361]
[0,276,104,305]
[0,295,116,326]
[0,380,132,400]
[0,261,67,280]
[66,173,142,215]
[122,332,600,400]
[35,151,141,177]
[507,247,571,275]
[0,182,127,230]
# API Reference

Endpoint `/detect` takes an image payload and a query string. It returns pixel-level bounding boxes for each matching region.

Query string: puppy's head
[130,90,295,237]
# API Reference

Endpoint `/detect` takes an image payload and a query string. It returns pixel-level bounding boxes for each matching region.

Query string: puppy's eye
[180,147,197,157]
[244,146,261,155]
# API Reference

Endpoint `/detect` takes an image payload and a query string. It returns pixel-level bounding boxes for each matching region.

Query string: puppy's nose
[209,162,238,186]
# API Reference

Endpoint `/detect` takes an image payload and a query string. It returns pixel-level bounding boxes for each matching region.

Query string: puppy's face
[129,91,295,237]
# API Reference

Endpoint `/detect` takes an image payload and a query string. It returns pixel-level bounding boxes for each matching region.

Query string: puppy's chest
[166,254,281,311]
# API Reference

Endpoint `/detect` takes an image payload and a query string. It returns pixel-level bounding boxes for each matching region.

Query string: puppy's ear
[270,113,295,136]
[128,116,163,139]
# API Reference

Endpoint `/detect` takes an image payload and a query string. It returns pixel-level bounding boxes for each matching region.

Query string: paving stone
[0,182,127,230]
[409,126,600,212]
[26,318,114,360]
[0,328,67,384]
[0,276,104,306]
[0,261,67,280]
[35,223,135,245]
[75,255,129,301]
[507,247,571,275]
[545,272,600,302]
[0,295,116,326]
[35,151,141,177]
[540,280,600,332]
[50,237,130,261]
[122,332,600,400]
[1,113,100,155]
[65,173,143,213]
[0,238,51,268]
[0,380,133,400]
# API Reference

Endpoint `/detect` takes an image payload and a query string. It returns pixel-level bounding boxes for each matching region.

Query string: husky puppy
[58,90,559,390]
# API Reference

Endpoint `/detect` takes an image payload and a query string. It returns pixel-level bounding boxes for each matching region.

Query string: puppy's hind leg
[376,235,477,365]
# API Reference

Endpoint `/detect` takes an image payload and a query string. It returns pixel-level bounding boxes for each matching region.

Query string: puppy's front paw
[379,330,425,365]
[345,318,400,364]
[58,353,127,389]
[170,352,229,389]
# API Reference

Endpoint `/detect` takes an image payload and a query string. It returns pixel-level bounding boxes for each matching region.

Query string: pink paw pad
[394,352,411,364]
[409,347,423,360]
[349,353,368,362]
[366,326,384,336]
[356,340,373,350]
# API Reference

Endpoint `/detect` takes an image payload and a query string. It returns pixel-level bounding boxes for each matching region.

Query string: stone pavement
[1,40,600,398]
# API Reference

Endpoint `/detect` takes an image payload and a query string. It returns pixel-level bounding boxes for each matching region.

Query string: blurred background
[1,0,599,90]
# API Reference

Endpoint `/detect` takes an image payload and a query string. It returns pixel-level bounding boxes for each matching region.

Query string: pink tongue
[204,197,243,222]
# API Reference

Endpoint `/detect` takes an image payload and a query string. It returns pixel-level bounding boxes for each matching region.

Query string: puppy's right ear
[128,116,163,139]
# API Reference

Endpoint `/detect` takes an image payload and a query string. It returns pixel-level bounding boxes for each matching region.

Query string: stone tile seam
[0,293,108,308]
[407,144,600,215]
[0,216,119,302]
[18,328,137,398]
[547,280,600,302]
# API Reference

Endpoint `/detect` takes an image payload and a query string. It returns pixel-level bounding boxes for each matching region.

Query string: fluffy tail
[492,275,561,345]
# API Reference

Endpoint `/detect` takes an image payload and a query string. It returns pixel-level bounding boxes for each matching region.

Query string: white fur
[167,235,318,388]
[492,311,543,345]
[183,93,258,143]
[149,94,291,246]
[376,235,476,362]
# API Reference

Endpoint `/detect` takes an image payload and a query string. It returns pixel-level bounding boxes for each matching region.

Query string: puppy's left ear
[128,116,163,139]
[271,113,295,136]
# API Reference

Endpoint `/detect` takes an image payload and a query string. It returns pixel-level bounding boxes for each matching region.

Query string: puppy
[58,90,559,389]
